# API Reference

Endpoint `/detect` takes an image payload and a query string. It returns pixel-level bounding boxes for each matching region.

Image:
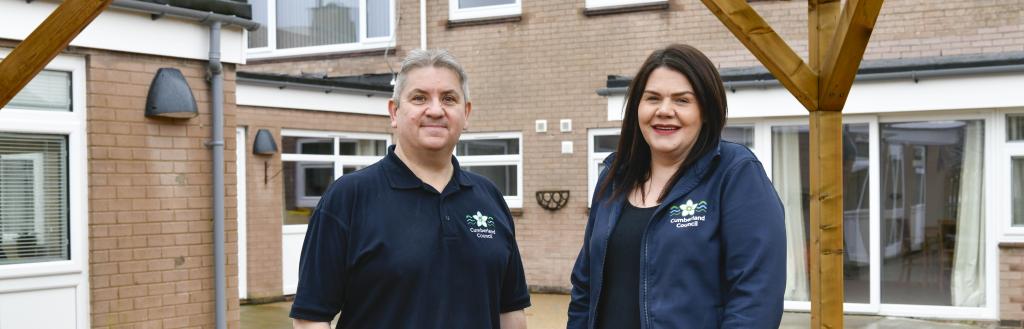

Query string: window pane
[366,0,390,38]
[282,137,333,155]
[771,123,870,303]
[593,134,619,153]
[464,165,517,196]
[7,71,71,112]
[459,0,515,9]
[0,132,68,265]
[457,138,519,156]
[283,161,335,225]
[1008,114,1024,141]
[723,126,754,148]
[338,139,386,156]
[248,0,268,48]
[880,120,985,307]
[1013,157,1024,226]
[277,0,359,49]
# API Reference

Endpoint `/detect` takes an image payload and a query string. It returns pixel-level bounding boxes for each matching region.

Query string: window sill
[447,15,522,29]
[509,207,524,217]
[246,47,396,64]
[583,2,669,17]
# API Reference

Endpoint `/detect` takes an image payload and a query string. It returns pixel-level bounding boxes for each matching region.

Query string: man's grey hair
[392,49,470,106]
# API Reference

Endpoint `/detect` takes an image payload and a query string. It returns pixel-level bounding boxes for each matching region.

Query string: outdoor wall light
[253,129,279,184]
[145,68,199,119]
[252,129,278,155]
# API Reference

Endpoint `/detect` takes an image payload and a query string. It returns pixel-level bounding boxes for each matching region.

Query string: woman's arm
[292,319,331,329]
[500,310,527,329]
[719,160,787,329]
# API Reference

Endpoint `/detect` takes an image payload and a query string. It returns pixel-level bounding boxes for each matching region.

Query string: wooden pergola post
[0,0,112,109]
[699,0,883,328]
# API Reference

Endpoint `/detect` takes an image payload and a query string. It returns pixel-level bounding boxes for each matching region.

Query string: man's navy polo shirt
[290,145,531,328]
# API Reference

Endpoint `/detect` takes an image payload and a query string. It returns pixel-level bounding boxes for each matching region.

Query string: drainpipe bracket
[205,140,225,149]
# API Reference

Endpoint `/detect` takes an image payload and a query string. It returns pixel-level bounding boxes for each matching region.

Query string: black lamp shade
[145,68,199,119]
[253,129,278,155]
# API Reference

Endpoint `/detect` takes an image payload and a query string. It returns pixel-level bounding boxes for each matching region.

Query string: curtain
[773,130,809,301]
[951,121,985,307]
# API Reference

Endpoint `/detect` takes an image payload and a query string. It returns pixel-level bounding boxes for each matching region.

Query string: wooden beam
[819,0,884,111]
[699,0,819,112]
[0,0,113,110]
[808,1,844,329]
[809,0,841,72]
[807,110,845,329]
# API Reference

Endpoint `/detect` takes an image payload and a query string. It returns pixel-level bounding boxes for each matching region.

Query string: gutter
[111,0,260,31]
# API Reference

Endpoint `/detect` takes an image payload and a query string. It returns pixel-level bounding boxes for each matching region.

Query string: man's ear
[388,99,399,128]
[463,101,472,130]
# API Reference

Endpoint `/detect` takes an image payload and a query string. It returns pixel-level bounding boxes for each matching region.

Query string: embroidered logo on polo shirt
[668,199,708,229]
[466,211,496,239]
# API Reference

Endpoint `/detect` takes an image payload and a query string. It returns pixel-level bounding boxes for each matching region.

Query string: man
[291,49,530,329]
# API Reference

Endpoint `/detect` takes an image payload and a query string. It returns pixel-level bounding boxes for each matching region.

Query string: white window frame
[457,132,523,208]
[1001,109,1024,242]
[281,130,390,227]
[587,128,619,207]
[585,0,667,10]
[758,111,1000,320]
[247,0,397,59]
[448,0,521,22]
[0,50,89,328]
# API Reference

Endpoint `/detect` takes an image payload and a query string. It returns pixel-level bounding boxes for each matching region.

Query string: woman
[567,44,785,329]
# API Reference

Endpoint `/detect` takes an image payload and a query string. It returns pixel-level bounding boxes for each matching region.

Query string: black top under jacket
[596,202,656,329]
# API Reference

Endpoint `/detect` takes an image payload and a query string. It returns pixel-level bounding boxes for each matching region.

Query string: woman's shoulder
[717,140,760,165]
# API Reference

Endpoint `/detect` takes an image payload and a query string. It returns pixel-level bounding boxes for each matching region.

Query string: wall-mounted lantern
[145,68,198,119]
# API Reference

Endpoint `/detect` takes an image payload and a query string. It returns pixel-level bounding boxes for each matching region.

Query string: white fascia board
[0,1,246,64]
[727,72,1024,118]
[237,84,390,116]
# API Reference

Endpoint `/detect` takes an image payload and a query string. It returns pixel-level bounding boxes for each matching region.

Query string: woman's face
[637,66,703,163]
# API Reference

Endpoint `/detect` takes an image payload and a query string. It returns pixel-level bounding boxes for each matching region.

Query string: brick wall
[236,106,391,300]
[86,49,241,329]
[1003,244,1024,326]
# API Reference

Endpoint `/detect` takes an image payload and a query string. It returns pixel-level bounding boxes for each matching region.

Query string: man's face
[389,66,471,154]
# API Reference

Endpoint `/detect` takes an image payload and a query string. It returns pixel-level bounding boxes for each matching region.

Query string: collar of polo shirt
[382,145,475,190]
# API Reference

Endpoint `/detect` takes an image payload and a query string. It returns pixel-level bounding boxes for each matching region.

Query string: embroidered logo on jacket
[669,199,708,229]
[466,211,496,238]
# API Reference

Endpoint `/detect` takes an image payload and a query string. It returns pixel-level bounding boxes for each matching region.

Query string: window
[588,128,619,206]
[248,0,395,58]
[0,51,85,276]
[1006,113,1024,235]
[456,132,523,208]
[449,0,521,22]
[585,0,667,10]
[281,131,389,225]
[0,133,68,265]
[772,123,871,304]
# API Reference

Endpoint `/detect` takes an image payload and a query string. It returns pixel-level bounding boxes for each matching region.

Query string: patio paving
[241,293,1003,329]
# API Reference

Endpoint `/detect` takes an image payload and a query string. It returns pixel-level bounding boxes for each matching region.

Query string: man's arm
[292,319,331,329]
[500,310,527,329]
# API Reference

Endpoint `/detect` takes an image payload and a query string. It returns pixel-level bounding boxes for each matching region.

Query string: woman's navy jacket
[568,141,786,329]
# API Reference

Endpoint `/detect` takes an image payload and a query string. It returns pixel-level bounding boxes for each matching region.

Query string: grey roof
[237,71,395,95]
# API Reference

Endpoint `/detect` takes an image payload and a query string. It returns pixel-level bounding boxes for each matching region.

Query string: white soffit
[0,1,246,64]
[237,84,390,116]
[727,72,1024,118]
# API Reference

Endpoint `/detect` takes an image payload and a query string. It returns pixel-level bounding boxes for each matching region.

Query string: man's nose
[425,98,445,117]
